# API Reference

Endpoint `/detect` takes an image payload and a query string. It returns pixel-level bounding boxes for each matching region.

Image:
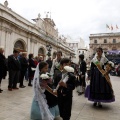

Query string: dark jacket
[19,57,28,72]
[57,72,76,97]
[46,59,52,69]
[79,60,86,75]
[8,55,20,71]
[28,59,36,78]
[0,53,7,78]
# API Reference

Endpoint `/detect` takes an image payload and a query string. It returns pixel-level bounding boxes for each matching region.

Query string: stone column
[27,38,31,54]
[5,32,11,57]
[0,31,6,46]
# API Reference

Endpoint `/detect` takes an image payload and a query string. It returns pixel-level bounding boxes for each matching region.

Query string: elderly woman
[0,46,7,93]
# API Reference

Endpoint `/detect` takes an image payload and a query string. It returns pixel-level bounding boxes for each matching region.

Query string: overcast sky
[1,0,120,46]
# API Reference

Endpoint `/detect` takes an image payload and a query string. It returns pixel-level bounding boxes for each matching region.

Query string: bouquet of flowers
[54,66,74,92]
[40,73,52,88]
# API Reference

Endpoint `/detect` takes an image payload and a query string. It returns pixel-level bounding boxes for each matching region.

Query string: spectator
[28,54,36,86]
[19,52,28,88]
[8,49,20,91]
[0,46,7,93]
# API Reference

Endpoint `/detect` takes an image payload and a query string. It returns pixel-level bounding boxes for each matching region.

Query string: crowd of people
[0,46,115,120]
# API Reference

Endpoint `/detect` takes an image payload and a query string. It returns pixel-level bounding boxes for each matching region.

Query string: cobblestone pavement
[0,76,120,120]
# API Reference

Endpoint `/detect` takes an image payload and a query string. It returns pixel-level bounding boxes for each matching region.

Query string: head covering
[33,63,54,120]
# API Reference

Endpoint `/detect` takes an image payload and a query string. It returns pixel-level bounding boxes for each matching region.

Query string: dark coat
[28,59,36,78]
[8,55,20,71]
[57,72,76,97]
[46,59,52,69]
[19,57,28,73]
[79,60,86,75]
[0,53,7,79]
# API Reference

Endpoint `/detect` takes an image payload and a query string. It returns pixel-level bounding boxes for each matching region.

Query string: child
[30,61,57,120]
[55,58,76,120]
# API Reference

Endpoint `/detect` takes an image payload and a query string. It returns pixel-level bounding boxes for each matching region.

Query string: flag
[106,24,110,29]
[111,25,113,30]
[116,25,119,29]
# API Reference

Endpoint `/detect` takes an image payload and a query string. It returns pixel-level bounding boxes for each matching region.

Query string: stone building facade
[89,32,120,57]
[67,38,89,63]
[0,2,75,60]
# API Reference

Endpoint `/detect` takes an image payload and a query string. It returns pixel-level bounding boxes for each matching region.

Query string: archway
[14,40,26,52]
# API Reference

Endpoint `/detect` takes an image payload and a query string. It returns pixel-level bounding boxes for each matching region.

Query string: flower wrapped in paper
[54,66,74,92]
[40,73,52,88]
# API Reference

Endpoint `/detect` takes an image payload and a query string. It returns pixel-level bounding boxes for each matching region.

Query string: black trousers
[79,75,86,87]
[8,70,20,88]
[19,71,26,86]
[58,95,72,120]
[0,77,2,84]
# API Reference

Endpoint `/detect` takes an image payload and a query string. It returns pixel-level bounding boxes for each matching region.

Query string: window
[113,39,116,43]
[94,40,97,43]
[104,39,107,43]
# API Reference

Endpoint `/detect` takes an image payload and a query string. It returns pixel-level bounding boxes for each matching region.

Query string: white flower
[64,66,74,73]
[108,61,114,67]
[40,73,50,79]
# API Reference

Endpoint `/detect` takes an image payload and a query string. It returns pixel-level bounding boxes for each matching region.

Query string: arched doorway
[38,48,45,60]
[14,40,25,52]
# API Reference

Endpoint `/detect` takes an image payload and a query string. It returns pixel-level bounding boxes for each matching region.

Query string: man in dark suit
[8,49,20,91]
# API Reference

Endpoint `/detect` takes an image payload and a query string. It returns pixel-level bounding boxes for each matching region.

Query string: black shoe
[0,89,3,92]
[20,85,26,88]
[28,84,32,87]
[93,102,97,106]
[98,103,102,108]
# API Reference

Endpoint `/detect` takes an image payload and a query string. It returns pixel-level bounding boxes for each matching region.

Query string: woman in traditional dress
[85,47,115,107]
[30,61,58,120]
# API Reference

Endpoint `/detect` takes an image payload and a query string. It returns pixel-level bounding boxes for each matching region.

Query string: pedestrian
[28,54,36,86]
[0,46,7,93]
[8,49,20,91]
[85,47,115,107]
[19,52,28,88]
[78,54,86,95]
[50,51,62,87]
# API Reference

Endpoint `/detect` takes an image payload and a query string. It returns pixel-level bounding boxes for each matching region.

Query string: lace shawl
[33,64,54,120]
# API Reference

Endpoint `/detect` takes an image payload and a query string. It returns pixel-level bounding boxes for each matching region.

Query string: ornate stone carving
[4,0,8,7]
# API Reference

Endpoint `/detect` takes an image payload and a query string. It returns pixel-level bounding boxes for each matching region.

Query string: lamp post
[46,44,52,57]
[70,53,72,60]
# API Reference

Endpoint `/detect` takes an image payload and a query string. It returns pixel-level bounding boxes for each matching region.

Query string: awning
[107,50,120,54]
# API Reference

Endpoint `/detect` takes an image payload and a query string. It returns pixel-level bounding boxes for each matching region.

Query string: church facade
[0,2,75,60]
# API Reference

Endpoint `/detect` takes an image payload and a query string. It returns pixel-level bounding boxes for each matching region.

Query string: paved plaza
[0,76,120,120]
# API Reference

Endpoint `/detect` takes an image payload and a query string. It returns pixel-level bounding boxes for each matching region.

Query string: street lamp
[70,53,72,60]
[46,44,52,57]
